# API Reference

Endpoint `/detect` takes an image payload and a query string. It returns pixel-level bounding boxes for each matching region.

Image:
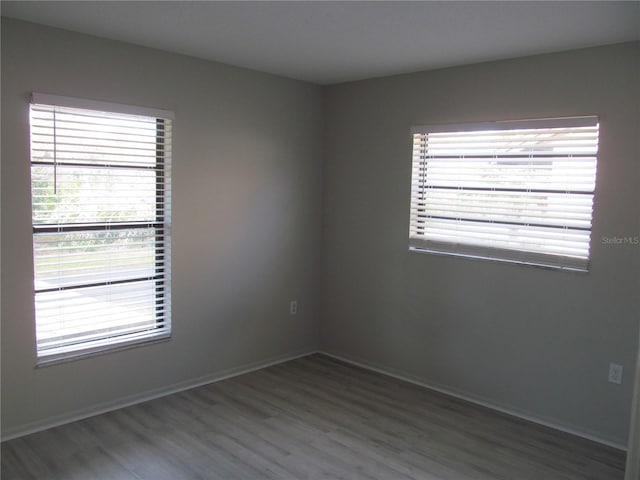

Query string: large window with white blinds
[29,93,173,364]
[409,117,599,271]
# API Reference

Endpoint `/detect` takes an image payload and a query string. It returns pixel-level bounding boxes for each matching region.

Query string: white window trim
[31,93,175,121]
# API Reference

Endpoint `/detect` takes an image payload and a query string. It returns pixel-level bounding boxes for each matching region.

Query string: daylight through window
[30,94,173,363]
[409,117,599,271]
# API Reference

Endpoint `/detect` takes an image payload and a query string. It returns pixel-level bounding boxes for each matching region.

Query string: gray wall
[321,42,640,446]
[1,19,324,437]
[2,17,638,448]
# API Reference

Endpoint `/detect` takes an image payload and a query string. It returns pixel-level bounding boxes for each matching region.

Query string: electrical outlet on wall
[608,363,623,384]
[290,300,298,315]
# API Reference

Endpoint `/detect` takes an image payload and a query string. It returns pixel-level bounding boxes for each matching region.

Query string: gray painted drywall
[321,42,640,446]
[1,18,323,436]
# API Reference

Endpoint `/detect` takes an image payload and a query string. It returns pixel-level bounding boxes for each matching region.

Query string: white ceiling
[2,1,639,85]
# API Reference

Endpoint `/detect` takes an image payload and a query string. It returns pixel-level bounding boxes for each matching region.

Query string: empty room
[1,1,639,479]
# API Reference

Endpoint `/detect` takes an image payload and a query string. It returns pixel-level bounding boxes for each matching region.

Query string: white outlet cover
[608,363,623,384]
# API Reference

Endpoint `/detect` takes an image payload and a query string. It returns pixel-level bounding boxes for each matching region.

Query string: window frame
[408,116,599,272]
[29,93,174,365]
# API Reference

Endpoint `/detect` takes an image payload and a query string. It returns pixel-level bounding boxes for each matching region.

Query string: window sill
[36,333,171,368]
[409,246,589,273]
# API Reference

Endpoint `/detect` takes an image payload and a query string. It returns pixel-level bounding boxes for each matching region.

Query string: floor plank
[1,354,626,479]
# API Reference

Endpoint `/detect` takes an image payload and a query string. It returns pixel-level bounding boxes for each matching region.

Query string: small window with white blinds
[29,93,173,364]
[409,117,599,271]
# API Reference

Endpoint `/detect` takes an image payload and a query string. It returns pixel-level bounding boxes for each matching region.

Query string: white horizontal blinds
[30,96,172,361]
[409,117,599,271]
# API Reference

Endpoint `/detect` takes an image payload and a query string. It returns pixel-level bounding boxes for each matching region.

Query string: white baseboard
[1,348,318,442]
[319,349,628,452]
[4,347,628,452]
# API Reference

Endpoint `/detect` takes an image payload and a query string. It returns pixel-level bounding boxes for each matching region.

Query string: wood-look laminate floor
[1,354,626,480]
